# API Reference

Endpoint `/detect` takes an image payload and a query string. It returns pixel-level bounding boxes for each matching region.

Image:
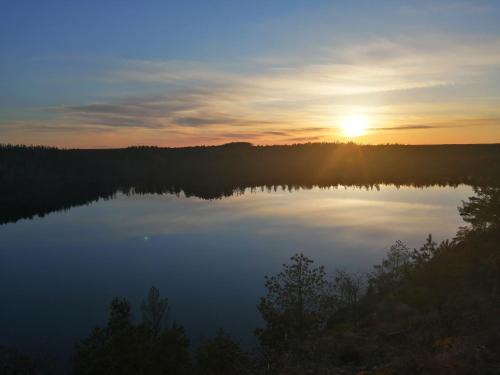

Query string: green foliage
[256,254,333,351]
[332,270,365,309]
[108,298,131,334]
[459,186,500,231]
[141,286,169,337]
[331,270,366,324]
[195,329,250,375]
[74,289,191,375]
[369,240,411,294]
[411,234,438,265]
[0,345,53,375]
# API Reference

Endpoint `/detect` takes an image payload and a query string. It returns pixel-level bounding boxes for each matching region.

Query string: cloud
[173,117,227,127]
[6,32,500,145]
[43,92,211,130]
[373,118,500,132]
[373,125,438,131]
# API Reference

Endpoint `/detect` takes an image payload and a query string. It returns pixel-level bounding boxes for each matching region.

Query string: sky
[1,0,500,148]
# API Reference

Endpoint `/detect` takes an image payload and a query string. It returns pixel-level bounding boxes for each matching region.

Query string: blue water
[0,185,472,364]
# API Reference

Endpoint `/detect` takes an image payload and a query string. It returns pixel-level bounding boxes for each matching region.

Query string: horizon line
[3,141,500,151]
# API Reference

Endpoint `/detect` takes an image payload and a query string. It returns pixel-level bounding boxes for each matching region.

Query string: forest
[1,142,500,225]
[2,185,499,374]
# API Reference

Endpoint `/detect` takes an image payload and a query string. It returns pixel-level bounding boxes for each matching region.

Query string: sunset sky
[1,1,500,148]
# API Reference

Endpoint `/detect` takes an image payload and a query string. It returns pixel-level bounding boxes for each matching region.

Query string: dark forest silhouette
[2,142,500,225]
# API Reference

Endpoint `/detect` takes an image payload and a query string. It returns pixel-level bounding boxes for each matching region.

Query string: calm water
[0,184,472,363]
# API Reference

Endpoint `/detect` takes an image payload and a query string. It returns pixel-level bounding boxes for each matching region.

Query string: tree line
[2,142,500,224]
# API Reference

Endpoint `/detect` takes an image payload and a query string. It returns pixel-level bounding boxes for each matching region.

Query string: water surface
[0,184,472,363]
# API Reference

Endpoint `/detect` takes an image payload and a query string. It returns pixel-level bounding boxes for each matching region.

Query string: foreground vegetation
[2,186,499,374]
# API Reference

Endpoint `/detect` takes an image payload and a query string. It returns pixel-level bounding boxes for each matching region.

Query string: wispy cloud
[373,118,500,132]
[373,125,438,131]
[4,33,500,145]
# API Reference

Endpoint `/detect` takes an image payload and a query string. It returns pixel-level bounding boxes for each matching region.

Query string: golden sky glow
[1,2,500,147]
[341,115,369,138]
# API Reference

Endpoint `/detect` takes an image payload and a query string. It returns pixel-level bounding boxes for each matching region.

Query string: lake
[0,184,473,365]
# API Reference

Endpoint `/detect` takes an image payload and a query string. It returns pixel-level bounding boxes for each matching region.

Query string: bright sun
[341,115,368,137]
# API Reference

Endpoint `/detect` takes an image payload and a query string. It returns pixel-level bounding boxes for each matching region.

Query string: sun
[341,115,368,137]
